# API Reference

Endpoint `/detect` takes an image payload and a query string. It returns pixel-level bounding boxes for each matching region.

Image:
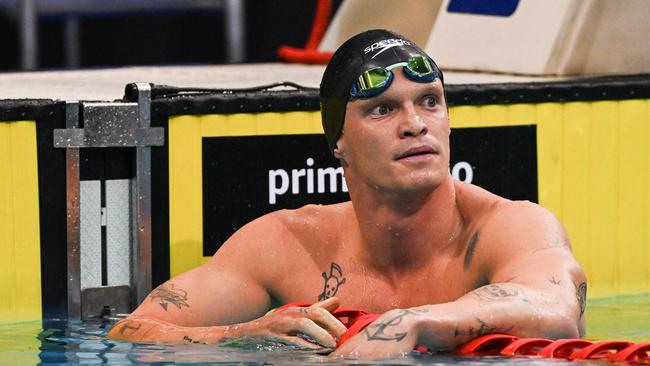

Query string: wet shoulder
[455,180,559,231]
[454,181,505,223]
[274,202,356,247]
[215,202,354,266]
[455,181,567,256]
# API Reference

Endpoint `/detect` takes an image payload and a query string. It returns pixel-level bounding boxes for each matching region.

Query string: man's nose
[399,106,428,138]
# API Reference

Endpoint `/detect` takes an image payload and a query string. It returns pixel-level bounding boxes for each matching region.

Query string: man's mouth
[395,146,437,160]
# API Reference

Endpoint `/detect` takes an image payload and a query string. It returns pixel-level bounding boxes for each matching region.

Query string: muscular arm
[108,212,346,347]
[335,201,586,357]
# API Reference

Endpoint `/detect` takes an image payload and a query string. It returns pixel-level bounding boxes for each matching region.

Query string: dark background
[0,0,343,71]
[201,125,538,256]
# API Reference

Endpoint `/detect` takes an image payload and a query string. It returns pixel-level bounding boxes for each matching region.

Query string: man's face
[336,68,450,195]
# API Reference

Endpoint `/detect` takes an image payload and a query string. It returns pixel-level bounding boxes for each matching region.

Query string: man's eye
[371,105,391,116]
[423,96,437,108]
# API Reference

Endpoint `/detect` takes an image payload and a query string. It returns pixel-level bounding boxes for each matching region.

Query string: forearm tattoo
[363,309,428,342]
[454,318,509,338]
[574,281,587,318]
[471,317,498,337]
[473,284,520,301]
[183,335,207,344]
[150,283,190,311]
[318,262,346,301]
[117,320,141,336]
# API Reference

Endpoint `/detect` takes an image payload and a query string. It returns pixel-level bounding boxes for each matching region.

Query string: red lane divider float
[537,338,593,359]
[275,303,650,363]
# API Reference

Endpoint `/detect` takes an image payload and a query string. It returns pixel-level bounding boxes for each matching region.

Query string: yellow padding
[168,112,322,276]
[451,100,650,297]
[169,102,650,298]
[0,121,42,323]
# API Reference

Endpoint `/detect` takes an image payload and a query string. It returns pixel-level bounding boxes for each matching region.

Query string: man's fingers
[285,335,330,350]
[304,307,347,338]
[290,318,338,348]
[312,296,340,312]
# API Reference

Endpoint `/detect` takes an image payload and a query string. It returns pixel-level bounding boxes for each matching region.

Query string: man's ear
[333,144,349,167]
[333,143,345,160]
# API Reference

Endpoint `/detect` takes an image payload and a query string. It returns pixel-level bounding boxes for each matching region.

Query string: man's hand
[240,297,347,349]
[331,308,424,358]
[109,297,347,349]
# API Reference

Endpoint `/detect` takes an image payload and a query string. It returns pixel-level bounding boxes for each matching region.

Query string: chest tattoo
[318,262,346,301]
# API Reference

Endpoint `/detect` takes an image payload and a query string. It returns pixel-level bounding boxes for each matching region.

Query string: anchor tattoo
[363,309,427,342]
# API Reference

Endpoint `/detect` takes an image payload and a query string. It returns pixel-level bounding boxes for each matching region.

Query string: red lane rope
[275,302,650,363]
[277,0,334,64]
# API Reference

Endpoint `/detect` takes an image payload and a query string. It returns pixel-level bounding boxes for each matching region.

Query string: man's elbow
[107,318,135,341]
[529,312,581,340]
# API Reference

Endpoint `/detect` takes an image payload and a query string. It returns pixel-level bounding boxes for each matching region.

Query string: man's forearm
[415,282,581,350]
[107,316,242,344]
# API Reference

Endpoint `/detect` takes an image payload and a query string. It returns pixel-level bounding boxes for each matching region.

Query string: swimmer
[108,29,587,358]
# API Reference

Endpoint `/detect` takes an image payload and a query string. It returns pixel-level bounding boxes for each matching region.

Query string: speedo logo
[364,38,411,58]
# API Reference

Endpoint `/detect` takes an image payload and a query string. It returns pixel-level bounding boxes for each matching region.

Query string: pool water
[1,294,649,365]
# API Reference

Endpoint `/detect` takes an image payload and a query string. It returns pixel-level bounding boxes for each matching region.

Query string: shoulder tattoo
[575,281,587,318]
[318,262,346,301]
[534,231,570,253]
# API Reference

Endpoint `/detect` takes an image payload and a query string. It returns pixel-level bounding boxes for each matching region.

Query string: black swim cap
[320,29,444,151]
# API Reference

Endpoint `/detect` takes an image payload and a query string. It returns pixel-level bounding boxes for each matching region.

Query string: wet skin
[108,70,587,359]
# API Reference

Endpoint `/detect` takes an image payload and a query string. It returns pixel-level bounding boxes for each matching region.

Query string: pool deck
[0,63,572,101]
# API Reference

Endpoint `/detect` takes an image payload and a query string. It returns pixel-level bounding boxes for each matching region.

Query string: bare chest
[270,254,485,313]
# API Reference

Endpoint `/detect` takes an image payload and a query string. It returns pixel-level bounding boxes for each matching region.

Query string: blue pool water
[1,294,649,365]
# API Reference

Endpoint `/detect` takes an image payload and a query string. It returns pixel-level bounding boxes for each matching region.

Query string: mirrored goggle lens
[407,56,434,75]
[357,67,389,89]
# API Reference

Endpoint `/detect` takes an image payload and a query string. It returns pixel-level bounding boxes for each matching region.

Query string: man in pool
[109,29,587,358]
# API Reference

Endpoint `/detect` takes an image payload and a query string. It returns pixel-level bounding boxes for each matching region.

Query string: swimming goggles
[349,56,440,99]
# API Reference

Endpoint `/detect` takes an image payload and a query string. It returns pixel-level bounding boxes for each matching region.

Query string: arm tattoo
[457,319,509,338]
[318,262,346,301]
[363,309,428,342]
[533,232,570,253]
[150,283,190,311]
[117,321,141,336]
[463,232,480,270]
[473,284,519,301]
[550,276,561,285]
[183,335,207,344]
[574,281,587,318]
[475,317,498,336]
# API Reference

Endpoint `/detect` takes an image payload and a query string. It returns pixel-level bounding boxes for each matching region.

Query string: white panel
[106,179,131,286]
[581,0,650,75]
[80,180,102,289]
[426,0,577,74]
[319,0,441,52]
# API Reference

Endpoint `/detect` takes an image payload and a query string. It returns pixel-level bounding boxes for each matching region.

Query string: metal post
[18,0,38,70]
[225,0,245,63]
[54,90,163,318]
[65,101,81,321]
[132,83,153,306]
[64,15,81,69]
